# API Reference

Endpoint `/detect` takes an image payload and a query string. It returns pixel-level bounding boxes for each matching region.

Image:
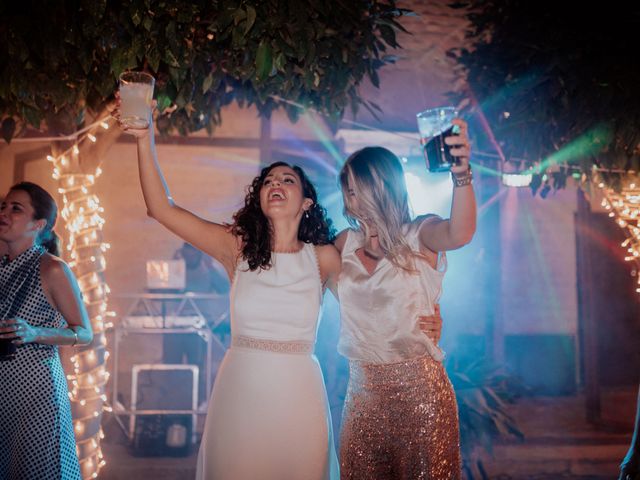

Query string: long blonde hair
[339,146,420,272]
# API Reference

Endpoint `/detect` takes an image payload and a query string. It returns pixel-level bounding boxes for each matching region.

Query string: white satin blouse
[337,217,446,364]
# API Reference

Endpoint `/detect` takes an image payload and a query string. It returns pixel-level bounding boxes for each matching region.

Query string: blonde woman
[334,119,475,479]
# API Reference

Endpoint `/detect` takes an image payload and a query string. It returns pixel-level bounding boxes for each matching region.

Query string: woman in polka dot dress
[0,182,93,480]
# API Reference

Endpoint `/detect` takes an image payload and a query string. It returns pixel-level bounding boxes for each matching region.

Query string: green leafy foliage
[447,356,526,479]
[0,0,411,141]
[449,1,640,180]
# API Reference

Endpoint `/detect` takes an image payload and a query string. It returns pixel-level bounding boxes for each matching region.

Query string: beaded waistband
[231,335,314,355]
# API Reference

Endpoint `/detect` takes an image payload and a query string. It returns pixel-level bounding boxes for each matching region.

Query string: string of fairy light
[46,116,115,479]
[596,172,640,294]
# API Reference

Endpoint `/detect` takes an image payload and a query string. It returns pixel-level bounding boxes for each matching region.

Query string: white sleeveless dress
[196,243,339,480]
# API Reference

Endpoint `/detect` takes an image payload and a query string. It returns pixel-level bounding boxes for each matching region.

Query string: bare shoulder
[413,215,443,258]
[40,253,71,280]
[414,213,443,229]
[414,214,445,243]
[334,228,349,253]
[225,225,243,253]
[315,243,340,264]
[314,243,341,280]
[214,225,242,272]
[40,254,77,299]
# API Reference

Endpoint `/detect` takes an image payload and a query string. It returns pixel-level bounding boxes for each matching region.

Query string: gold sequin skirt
[340,355,461,479]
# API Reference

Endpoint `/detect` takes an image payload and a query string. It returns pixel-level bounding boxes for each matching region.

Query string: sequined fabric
[340,355,461,479]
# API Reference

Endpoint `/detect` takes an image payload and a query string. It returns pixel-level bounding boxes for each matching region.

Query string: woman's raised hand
[111,92,155,139]
[447,119,471,175]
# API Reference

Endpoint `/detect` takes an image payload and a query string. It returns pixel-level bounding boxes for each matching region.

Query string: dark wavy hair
[230,162,335,271]
[10,182,60,256]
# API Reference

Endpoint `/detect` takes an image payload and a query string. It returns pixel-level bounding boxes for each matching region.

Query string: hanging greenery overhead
[450,1,640,189]
[0,0,411,141]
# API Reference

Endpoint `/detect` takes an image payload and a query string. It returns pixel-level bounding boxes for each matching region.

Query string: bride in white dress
[121,108,340,479]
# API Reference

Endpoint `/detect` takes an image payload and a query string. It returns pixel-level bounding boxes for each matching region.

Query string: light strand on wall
[48,117,113,479]
[596,172,640,294]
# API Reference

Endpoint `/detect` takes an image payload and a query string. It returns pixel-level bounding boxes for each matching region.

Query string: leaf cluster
[447,356,526,478]
[449,1,640,183]
[0,0,411,141]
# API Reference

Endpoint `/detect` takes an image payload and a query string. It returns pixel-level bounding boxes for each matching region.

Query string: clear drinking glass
[416,106,459,172]
[119,71,155,128]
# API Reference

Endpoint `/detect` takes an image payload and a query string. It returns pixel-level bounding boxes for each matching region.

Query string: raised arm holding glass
[116,76,340,480]
[334,114,475,479]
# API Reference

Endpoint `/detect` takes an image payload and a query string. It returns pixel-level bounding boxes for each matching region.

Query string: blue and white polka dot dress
[0,245,81,480]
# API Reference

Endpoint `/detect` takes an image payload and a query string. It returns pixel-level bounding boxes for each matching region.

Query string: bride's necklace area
[272,243,304,254]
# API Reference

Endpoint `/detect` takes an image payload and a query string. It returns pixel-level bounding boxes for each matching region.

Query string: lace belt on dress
[231,335,314,355]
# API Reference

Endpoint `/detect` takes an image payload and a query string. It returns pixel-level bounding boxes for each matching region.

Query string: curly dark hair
[230,162,335,271]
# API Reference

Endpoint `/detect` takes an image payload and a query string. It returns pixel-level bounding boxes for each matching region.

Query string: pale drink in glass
[119,71,155,129]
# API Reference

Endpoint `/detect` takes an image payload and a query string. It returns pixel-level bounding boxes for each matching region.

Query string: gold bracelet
[452,167,473,187]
